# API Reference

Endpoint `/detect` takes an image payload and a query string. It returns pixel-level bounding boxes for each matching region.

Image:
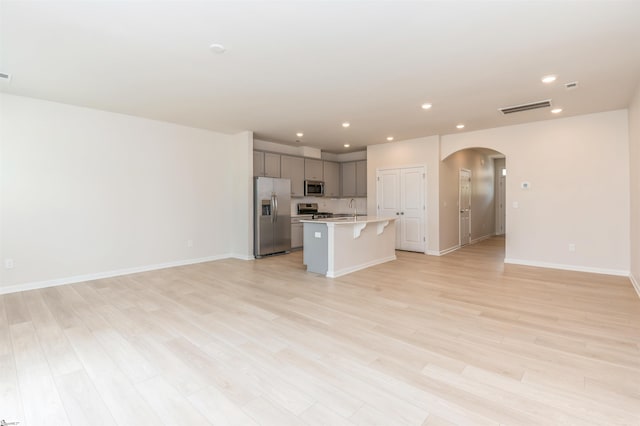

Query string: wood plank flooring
[1,236,639,425]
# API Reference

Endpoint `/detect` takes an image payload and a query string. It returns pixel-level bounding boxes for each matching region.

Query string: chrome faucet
[349,198,357,219]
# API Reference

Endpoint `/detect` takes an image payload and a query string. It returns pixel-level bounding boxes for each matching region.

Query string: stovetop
[297,203,334,219]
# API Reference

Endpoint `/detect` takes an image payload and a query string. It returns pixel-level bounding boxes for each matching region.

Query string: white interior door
[377,169,401,248]
[400,167,425,252]
[377,166,425,252]
[459,169,471,246]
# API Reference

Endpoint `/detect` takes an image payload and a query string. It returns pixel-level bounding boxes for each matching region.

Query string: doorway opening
[440,148,506,255]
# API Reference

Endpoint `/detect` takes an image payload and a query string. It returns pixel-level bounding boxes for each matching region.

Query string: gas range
[297,203,334,219]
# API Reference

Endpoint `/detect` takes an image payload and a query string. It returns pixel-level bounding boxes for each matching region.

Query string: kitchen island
[300,216,397,278]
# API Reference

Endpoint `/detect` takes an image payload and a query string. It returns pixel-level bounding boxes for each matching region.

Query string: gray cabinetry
[254,151,281,177]
[323,161,340,197]
[291,217,304,249]
[264,153,281,177]
[281,155,305,197]
[253,151,264,177]
[356,160,367,196]
[341,160,367,197]
[341,161,357,197]
[304,159,323,181]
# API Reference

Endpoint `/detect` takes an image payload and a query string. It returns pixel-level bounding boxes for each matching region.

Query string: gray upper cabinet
[356,160,367,196]
[281,155,305,197]
[264,153,281,177]
[323,161,340,197]
[304,159,323,181]
[341,161,357,197]
[253,151,265,177]
[341,160,367,197]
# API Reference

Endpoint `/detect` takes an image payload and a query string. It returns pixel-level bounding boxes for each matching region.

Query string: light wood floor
[1,237,639,425]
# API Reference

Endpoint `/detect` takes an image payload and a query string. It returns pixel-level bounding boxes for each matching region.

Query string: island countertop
[299,216,396,225]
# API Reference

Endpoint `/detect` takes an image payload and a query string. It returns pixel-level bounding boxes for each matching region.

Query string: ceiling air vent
[0,72,11,80]
[499,99,551,115]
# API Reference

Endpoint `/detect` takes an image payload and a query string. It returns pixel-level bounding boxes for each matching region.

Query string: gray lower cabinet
[323,161,340,197]
[291,219,304,248]
[281,155,305,197]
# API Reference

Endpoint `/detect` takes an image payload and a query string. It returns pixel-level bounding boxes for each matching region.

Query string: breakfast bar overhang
[300,216,397,278]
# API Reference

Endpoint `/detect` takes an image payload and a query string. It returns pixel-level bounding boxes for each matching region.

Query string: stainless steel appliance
[255,177,291,257]
[304,180,325,197]
[297,202,333,219]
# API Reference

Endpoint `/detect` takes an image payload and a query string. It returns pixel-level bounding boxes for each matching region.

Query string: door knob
[396,212,399,215]
[400,212,404,215]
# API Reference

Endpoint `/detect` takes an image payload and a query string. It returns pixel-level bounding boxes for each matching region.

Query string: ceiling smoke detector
[565,81,579,90]
[499,99,552,115]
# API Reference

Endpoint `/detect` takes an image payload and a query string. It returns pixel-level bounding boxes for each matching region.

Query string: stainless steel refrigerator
[254,177,291,257]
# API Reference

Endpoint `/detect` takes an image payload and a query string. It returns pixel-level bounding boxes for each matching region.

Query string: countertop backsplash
[291,197,367,216]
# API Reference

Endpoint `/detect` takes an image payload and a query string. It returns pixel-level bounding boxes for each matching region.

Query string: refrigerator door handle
[270,194,275,223]
[274,194,278,222]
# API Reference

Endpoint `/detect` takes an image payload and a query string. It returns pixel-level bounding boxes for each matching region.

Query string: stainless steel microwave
[304,180,324,196]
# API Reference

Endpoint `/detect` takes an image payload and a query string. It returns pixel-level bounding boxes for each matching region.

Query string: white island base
[300,216,397,278]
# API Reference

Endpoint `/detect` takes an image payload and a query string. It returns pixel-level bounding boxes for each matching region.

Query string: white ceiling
[2,1,640,153]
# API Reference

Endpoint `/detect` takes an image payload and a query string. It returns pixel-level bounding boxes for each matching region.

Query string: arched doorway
[440,147,506,254]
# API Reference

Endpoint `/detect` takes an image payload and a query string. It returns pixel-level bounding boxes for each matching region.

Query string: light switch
[314,232,322,238]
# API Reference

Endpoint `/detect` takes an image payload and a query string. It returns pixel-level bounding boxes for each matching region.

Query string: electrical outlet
[569,243,576,252]
[187,239,193,248]
[512,201,519,209]
[314,232,322,238]
[4,259,14,269]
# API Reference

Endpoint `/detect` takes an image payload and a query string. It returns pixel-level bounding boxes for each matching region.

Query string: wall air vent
[565,81,578,90]
[499,99,551,115]
[0,72,11,80]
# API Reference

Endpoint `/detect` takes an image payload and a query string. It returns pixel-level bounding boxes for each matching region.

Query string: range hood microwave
[304,180,324,197]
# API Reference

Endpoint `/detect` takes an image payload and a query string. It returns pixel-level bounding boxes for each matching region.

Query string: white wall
[629,85,640,293]
[441,110,630,275]
[0,94,248,292]
[230,131,254,259]
[439,149,497,251]
[367,136,440,254]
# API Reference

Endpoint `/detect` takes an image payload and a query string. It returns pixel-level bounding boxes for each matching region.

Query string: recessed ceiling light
[456,124,465,129]
[342,122,350,128]
[421,103,432,110]
[344,144,350,148]
[209,43,226,54]
[541,75,557,84]
[386,136,394,141]
[296,132,304,138]
[551,108,563,114]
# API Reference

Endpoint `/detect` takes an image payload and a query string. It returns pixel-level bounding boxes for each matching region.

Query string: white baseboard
[470,234,492,245]
[504,258,630,277]
[426,250,440,256]
[630,273,640,298]
[327,255,397,278]
[439,245,460,256]
[230,253,255,261]
[0,254,233,295]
